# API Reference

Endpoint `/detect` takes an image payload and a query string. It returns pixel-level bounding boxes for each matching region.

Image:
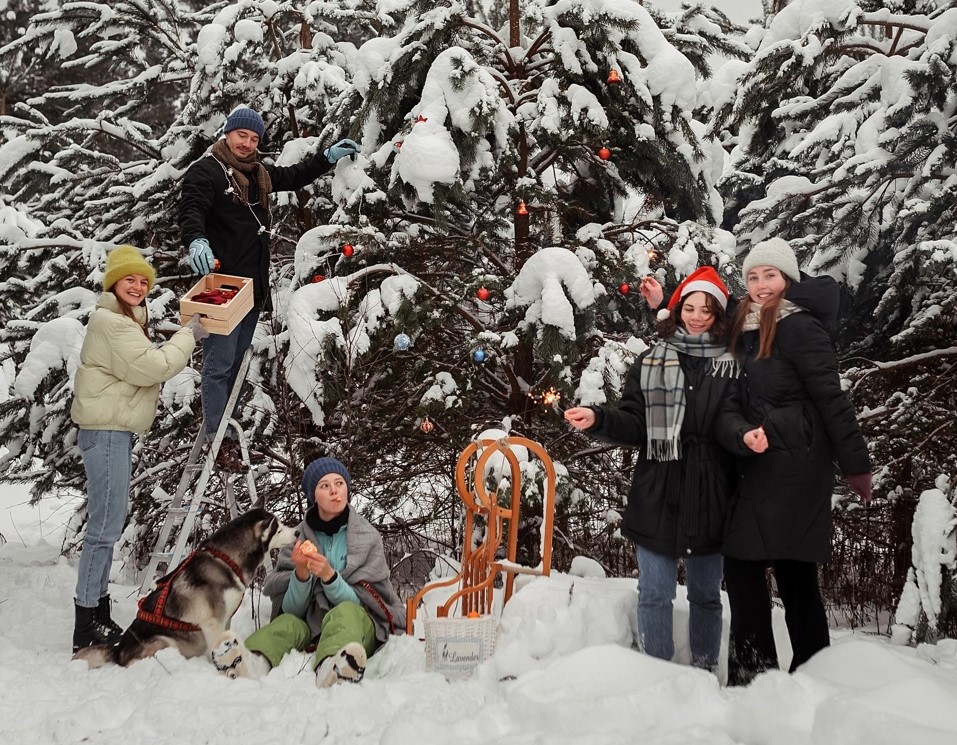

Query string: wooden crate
[179,273,254,336]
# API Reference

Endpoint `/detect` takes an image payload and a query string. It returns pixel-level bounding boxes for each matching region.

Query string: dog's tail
[72,643,119,668]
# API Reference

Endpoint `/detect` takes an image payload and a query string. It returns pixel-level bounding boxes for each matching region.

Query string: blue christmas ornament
[394,333,411,351]
[472,348,486,363]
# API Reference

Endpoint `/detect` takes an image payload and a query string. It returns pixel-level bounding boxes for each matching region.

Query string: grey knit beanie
[224,107,265,139]
[742,238,801,283]
[301,457,351,505]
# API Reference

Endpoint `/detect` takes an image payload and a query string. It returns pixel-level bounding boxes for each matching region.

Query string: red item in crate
[190,289,238,305]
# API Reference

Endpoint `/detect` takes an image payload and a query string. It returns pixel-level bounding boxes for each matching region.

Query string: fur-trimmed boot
[94,595,124,646]
[73,601,115,653]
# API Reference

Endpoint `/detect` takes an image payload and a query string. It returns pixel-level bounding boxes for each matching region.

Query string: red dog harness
[137,547,245,633]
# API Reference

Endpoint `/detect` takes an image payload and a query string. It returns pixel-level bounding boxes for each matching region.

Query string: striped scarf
[741,298,803,331]
[639,331,737,461]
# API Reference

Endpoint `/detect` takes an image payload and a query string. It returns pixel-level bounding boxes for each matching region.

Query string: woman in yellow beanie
[70,245,206,652]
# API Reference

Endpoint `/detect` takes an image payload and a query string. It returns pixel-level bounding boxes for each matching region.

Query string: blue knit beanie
[224,107,265,139]
[302,457,351,505]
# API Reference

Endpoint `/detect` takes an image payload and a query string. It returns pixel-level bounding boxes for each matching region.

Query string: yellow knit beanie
[103,245,156,292]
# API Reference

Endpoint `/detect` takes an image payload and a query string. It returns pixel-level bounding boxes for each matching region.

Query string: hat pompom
[102,245,156,292]
[656,308,671,322]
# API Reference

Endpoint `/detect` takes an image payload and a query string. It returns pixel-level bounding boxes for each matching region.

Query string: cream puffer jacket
[70,293,195,434]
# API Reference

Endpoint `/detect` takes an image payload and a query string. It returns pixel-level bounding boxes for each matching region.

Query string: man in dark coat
[179,106,358,468]
[718,237,872,686]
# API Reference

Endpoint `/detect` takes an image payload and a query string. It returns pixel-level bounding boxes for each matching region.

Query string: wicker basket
[423,615,498,680]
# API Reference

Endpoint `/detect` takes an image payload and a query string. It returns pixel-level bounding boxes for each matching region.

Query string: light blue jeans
[201,308,260,437]
[75,429,133,608]
[636,546,723,670]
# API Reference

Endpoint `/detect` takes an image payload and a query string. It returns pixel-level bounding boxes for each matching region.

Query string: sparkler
[529,387,566,415]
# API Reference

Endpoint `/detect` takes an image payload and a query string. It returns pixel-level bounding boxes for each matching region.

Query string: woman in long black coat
[718,237,872,686]
[566,267,738,672]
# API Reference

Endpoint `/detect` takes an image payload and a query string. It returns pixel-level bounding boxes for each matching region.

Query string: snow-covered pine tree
[0,1,373,546]
[281,0,748,569]
[713,0,957,625]
[0,1,748,578]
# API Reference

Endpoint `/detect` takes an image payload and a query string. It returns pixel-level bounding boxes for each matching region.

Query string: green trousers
[245,602,378,670]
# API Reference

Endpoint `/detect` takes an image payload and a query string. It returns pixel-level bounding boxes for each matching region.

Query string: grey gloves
[187,314,210,342]
[188,238,214,275]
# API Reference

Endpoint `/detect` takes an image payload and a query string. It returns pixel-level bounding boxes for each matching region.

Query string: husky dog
[74,508,297,668]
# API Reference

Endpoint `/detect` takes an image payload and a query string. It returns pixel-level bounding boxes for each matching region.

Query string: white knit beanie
[742,238,801,283]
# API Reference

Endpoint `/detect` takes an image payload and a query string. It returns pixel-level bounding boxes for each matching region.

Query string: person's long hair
[656,292,729,344]
[110,289,151,339]
[728,278,792,359]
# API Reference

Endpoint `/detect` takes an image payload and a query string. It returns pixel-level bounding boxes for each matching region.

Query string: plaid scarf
[211,138,273,211]
[639,331,737,461]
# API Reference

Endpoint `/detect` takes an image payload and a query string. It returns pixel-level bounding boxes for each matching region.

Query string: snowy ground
[2,485,957,745]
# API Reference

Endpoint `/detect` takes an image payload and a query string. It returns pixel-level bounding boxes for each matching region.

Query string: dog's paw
[315,642,366,689]
[210,631,245,679]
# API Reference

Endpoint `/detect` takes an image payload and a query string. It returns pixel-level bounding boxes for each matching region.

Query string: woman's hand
[565,407,596,430]
[639,277,664,309]
[291,540,327,581]
[743,426,769,453]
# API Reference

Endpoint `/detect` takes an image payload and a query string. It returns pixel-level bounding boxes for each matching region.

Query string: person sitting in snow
[179,106,359,471]
[211,457,405,687]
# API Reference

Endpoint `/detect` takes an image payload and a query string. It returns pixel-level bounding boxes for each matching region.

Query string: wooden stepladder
[406,435,556,633]
[137,349,258,594]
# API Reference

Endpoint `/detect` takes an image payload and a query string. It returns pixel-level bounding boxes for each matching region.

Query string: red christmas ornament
[516,200,528,216]
[618,282,631,295]
[342,243,355,257]
[420,416,434,434]
[395,141,403,149]
[598,147,611,161]
[312,274,325,283]
[607,69,622,84]
[416,115,428,123]
[476,286,490,301]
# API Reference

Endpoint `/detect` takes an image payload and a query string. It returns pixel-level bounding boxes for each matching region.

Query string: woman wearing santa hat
[565,266,738,673]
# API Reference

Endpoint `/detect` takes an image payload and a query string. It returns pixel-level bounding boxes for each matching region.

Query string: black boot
[73,601,114,653]
[94,595,124,646]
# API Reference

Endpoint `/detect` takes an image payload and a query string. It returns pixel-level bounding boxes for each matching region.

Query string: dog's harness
[137,547,245,633]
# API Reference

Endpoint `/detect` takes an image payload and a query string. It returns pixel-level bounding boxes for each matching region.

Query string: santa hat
[666,266,729,312]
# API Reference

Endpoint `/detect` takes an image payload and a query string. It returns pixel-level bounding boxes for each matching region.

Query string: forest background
[0,0,954,643]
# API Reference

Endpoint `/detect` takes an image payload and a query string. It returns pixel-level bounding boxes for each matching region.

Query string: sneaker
[210,631,270,679]
[214,442,246,472]
[315,642,367,689]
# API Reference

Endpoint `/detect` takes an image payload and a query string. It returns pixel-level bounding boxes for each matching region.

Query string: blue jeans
[201,308,260,437]
[636,546,723,669]
[75,429,133,607]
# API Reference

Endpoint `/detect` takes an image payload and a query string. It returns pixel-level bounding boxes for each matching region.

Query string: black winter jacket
[179,151,333,311]
[717,277,870,563]
[588,351,738,557]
